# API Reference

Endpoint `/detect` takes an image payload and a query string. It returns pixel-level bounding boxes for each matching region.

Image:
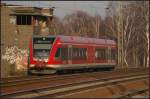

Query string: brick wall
[1,6,33,77]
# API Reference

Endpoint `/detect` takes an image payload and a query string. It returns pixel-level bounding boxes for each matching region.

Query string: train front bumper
[29,64,57,74]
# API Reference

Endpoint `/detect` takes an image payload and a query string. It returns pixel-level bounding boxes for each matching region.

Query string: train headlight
[33,58,48,62]
[43,59,48,62]
[33,58,38,61]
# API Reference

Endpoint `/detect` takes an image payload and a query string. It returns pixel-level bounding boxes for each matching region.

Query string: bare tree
[63,11,98,37]
[105,1,149,68]
[138,1,149,67]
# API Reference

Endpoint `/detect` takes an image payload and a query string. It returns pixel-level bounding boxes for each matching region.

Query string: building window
[16,15,32,25]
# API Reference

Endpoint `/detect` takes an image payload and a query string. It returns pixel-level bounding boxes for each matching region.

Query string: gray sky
[2,1,109,19]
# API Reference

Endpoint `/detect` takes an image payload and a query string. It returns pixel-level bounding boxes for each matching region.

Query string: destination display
[33,37,55,44]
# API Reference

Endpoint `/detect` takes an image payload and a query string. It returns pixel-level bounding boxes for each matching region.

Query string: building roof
[8,6,53,17]
[1,3,20,6]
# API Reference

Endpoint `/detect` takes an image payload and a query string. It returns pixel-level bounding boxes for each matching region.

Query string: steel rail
[2,73,148,98]
[1,71,112,87]
[112,88,149,98]
[1,68,147,83]
[11,75,149,98]
[1,68,147,84]
[2,70,112,84]
[1,68,148,87]
[53,75,149,98]
[1,69,137,87]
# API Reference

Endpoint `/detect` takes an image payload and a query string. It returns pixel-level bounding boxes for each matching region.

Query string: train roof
[57,35,116,45]
[33,35,116,45]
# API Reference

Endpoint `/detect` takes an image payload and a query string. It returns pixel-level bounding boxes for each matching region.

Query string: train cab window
[33,37,55,59]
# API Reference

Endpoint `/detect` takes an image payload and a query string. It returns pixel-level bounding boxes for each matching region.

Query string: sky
[2,1,109,19]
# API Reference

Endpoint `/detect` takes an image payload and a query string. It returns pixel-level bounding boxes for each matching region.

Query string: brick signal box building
[1,3,54,77]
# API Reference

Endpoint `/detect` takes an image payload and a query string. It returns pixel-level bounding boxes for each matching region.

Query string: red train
[28,35,117,74]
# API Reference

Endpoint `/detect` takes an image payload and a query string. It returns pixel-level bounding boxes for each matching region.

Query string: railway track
[1,71,115,87]
[113,88,149,98]
[1,68,147,85]
[1,69,149,98]
[3,74,148,98]
[53,74,148,98]
[1,69,148,93]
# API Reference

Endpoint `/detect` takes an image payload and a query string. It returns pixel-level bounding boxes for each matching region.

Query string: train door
[86,47,90,63]
[68,45,72,64]
[91,46,95,63]
[93,47,95,63]
[87,46,94,63]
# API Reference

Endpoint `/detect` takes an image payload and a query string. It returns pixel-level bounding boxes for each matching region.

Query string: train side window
[82,48,84,59]
[95,50,98,59]
[80,48,83,59]
[79,48,82,58]
[55,48,61,59]
[95,48,106,60]
[72,48,87,60]
[68,47,72,60]
[61,47,68,60]
[106,48,111,60]
[83,48,85,59]
[102,49,104,59]
[95,49,99,60]
[111,49,116,60]
[77,48,79,57]
[72,48,77,59]
[75,48,77,57]
[72,48,75,59]
[81,48,84,59]
[103,49,106,60]
[79,48,81,57]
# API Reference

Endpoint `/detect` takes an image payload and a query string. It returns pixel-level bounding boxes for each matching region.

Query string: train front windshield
[33,37,55,59]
